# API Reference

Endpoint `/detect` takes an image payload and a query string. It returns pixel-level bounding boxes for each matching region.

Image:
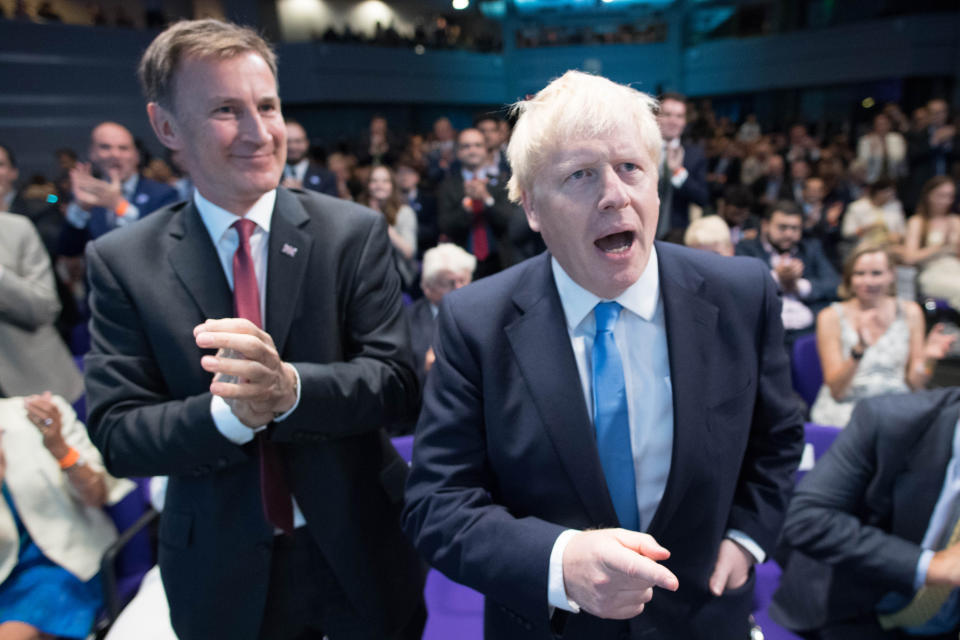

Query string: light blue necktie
[592,302,639,531]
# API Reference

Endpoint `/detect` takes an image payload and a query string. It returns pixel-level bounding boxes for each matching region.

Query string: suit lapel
[168,201,233,321]
[647,244,719,535]
[505,255,618,526]
[265,189,313,355]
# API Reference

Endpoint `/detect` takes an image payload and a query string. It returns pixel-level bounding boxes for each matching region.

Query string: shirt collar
[122,174,139,199]
[663,138,681,150]
[551,247,660,332]
[193,188,277,243]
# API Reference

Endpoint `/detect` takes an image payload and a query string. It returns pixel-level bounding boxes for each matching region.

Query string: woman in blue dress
[0,392,133,640]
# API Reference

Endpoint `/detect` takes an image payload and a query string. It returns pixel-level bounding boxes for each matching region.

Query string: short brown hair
[138,19,277,110]
[838,242,895,299]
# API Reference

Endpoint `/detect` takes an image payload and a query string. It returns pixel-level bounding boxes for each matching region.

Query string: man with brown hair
[84,19,424,640]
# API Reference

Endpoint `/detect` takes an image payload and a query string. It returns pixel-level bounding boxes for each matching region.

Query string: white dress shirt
[285,158,310,184]
[546,249,764,612]
[193,188,305,529]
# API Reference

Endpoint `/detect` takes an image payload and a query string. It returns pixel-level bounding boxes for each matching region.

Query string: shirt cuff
[548,529,581,613]
[670,168,689,188]
[726,529,766,564]
[273,364,301,422]
[211,395,267,445]
[66,201,91,228]
[916,549,935,591]
[795,278,812,299]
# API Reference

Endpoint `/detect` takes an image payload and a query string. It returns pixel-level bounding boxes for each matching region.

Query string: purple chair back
[104,478,155,599]
[390,436,484,640]
[790,334,822,408]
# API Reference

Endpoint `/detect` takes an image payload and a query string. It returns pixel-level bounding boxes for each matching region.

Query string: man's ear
[520,190,541,232]
[146,102,182,151]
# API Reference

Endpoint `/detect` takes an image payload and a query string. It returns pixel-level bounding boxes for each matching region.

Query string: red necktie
[232,218,294,535]
[469,198,490,262]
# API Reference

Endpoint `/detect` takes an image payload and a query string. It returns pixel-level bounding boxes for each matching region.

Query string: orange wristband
[58,448,80,469]
[115,198,129,217]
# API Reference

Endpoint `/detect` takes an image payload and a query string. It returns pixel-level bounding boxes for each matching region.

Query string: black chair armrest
[100,507,159,625]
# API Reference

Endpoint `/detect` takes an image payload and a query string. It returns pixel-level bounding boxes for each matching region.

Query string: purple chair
[391,436,485,639]
[790,334,822,409]
[98,477,159,629]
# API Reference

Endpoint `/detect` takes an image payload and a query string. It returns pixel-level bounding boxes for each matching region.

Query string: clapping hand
[24,391,69,460]
[924,323,956,361]
[195,318,298,428]
[70,162,123,211]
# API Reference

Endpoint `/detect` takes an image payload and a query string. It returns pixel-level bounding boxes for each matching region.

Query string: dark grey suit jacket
[84,188,423,640]
[771,388,960,633]
[404,244,804,639]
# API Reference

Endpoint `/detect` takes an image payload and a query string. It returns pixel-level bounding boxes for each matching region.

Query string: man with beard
[736,200,839,347]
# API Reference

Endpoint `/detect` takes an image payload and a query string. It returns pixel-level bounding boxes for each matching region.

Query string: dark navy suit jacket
[771,388,960,633]
[404,243,804,639]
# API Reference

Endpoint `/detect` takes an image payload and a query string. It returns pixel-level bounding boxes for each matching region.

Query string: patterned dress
[810,301,911,427]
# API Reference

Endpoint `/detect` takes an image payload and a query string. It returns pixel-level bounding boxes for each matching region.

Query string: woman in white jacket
[0,392,132,640]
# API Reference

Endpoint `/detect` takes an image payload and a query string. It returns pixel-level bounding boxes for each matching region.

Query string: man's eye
[622,162,638,172]
[570,169,586,180]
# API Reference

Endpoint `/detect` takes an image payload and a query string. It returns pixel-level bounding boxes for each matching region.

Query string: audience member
[84,19,425,640]
[0,392,133,640]
[786,158,812,205]
[0,212,82,402]
[425,116,456,184]
[358,165,418,289]
[754,153,790,208]
[281,120,338,197]
[683,215,733,256]
[61,121,178,254]
[404,69,803,640]
[786,123,820,167]
[771,387,960,639]
[842,178,907,248]
[858,112,908,183]
[736,114,761,143]
[437,128,515,277]
[396,159,437,256]
[905,99,959,210]
[325,151,354,200]
[904,176,960,309]
[809,244,953,426]
[736,201,839,347]
[706,136,742,200]
[357,114,399,167]
[404,242,475,393]
[717,184,760,245]
[655,92,709,238]
[474,114,511,179]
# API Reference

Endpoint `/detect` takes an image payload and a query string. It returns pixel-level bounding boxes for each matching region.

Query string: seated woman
[810,244,955,426]
[902,175,960,309]
[0,392,133,640]
[358,165,418,290]
[840,177,906,248]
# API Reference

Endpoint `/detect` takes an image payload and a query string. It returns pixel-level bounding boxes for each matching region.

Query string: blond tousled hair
[506,70,662,203]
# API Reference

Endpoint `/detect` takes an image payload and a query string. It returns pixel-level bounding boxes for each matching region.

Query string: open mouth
[595,231,635,254]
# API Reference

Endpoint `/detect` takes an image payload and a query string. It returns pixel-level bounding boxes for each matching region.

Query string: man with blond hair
[404,70,803,639]
[83,19,424,640]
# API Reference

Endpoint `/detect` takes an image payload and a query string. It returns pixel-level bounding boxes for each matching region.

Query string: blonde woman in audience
[810,244,954,426]
[683,215,734,256]
[0,392,133,640]
[903,176,960,308]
